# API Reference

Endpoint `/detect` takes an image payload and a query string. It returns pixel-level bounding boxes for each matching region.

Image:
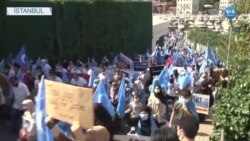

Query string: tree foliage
[210,1,250,140]
[188,28,229,61]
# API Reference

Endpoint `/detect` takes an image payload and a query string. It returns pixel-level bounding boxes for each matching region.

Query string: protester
[0,30,225,140]
[47,70,63,83]
[169,89,199,128]
[124,94,143,127]
[70,70,87,87]
[135,106,156,136]
[176,115,199,141]
[213,63,223,83]
[151,126,179,141]
[10,76,31,132]
[195,81,214,107]
[148,84,167,127]
[220,69,229,88]
[19,99,36,141]
[110,82,119,107]
[190,65,199,88]
[166,76,179,101]
[41,59,52,77]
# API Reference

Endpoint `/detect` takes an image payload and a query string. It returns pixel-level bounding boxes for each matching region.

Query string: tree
[210,1,250,140]
[188,28,229,61]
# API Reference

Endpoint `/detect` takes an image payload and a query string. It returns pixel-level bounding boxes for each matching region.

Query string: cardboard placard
[113,134,150,141]
[149,65,164,76]
[133,61,148,71]
[192,93,210,115]
[45,80,94,128]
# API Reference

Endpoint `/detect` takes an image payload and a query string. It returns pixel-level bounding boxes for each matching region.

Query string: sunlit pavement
[196,119,213,141]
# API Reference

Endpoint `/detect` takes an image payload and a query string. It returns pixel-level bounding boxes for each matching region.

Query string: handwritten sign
[192,93,210,115]
[113,134,150,141]
[133,61,148,71]
[45,80,93,128]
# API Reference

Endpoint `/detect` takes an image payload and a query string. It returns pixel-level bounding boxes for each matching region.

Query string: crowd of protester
[0,30,229,141]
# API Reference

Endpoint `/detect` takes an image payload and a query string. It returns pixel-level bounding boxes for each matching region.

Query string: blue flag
[199,61,207,74]
[157,67,169,91]
[93,81,115,120]
[15,45,28,68]
[178,72,192,90]
[0,59,5,73]
[168,65,174,75]
[35,76,54,141]
[57,121,74,140]
[117,77,126,118]
[207,45,217,65]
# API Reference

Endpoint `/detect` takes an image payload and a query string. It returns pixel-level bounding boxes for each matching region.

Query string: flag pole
[206,41,209,63]
[226,21,232,69]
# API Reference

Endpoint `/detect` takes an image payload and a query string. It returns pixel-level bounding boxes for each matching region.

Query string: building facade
[219,0,238,10]
[176,0,199,15]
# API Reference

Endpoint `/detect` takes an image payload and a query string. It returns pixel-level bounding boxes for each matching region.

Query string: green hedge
[0,1,152,62]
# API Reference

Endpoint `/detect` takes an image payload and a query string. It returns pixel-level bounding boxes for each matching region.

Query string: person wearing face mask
[193,81,214,122]
[10,76,30,132]
[176,115,199,141]
[148,84,167,128]
[135,106,157,136]
[169,89,199,129]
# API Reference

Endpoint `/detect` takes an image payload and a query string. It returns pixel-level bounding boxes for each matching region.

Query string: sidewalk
[196,119,213,141]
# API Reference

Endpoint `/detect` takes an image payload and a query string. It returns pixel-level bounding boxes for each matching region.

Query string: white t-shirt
[13,82,30,110]
[70,77,87,87]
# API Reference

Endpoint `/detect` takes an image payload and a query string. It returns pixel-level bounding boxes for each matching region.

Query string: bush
[210,20,250,141]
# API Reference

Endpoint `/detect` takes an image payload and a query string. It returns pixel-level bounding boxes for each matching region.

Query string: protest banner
[149,65,164,76]
[192,93,210,115]
[113,134,150,141]
[133,61,148,71]
[45,80,94,128]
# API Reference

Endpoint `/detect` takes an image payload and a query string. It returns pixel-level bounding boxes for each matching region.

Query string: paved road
[196,119,213,141]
